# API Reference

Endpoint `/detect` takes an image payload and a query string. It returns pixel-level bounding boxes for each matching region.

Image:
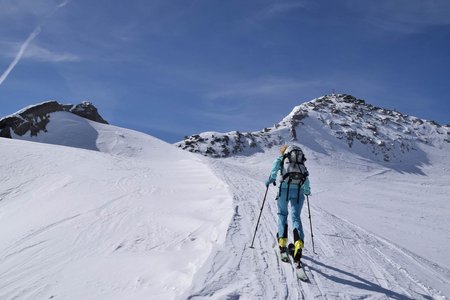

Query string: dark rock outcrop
[62,102,108,124]
[0,101,108,138]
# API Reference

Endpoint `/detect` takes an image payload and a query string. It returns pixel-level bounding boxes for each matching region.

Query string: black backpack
[280,145,309,185]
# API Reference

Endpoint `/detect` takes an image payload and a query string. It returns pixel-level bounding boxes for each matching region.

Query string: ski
[294,262,308,281]
[275,244,309,282]
[288,243,309,282]
[275,246,290,263]
[280,250,289,262]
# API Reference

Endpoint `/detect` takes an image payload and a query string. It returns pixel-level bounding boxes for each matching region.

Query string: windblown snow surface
[0,112,232,300]
[1,110,449,299]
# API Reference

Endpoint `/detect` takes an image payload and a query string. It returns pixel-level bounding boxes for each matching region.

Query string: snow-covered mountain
[1,96,449,299]
[177,94,450,163]
[0,105,232,300]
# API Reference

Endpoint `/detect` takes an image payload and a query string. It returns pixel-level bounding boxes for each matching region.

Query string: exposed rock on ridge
[176,94,449,162]
[0,101,108,138]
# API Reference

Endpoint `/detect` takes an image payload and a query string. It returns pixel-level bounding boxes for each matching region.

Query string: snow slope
[0,114,232,300]
[176,95,450,299]
[183,146,450,299]
[1,98,450,299]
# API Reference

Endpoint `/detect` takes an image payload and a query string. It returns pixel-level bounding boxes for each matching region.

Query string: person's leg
[290,192,305,261]
[277,188,289,251]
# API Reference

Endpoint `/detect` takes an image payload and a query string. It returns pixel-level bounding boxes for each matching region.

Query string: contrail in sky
[0,0,71,87]
[0,27,42,86]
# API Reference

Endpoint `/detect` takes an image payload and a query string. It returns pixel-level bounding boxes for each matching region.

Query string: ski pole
[306,195,316,254]
[249,185,269,249]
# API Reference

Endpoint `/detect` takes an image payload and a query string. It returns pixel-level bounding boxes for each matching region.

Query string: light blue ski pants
[277,187,305,241]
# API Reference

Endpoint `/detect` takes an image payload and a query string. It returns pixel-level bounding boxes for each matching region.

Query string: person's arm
[265,156,282,186]
[302,177,311,195]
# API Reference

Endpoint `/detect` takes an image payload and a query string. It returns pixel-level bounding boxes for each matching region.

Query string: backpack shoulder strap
[280,153,289,176]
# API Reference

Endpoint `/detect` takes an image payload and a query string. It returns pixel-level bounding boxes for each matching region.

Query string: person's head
[280,145,288,155]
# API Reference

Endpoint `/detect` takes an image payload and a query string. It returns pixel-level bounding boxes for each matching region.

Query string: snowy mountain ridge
[177,94,450,162]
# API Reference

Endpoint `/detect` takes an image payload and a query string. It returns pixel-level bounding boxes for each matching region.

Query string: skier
[265,144,311,263]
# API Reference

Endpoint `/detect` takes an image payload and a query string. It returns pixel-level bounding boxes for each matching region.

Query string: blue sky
[1,0,449,142]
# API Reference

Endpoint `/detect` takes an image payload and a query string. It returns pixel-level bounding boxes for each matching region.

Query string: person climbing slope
[265,144,311,264]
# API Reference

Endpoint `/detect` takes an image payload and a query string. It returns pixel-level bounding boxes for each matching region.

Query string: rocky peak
[63,101,108,124]
[176,94,449,161]
[0,101,108,138]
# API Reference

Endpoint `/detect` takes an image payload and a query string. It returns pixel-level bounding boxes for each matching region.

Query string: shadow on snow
[303,256,433,300]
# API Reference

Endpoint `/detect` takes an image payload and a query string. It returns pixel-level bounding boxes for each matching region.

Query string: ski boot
[279,237,289,262]
[289,241,308,281]
[293,239,304,263]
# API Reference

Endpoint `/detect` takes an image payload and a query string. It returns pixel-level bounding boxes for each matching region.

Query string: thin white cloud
[206,77,322,100]
[0,0,70,16]
[346,0,450,33]
[24,44,80,62]
[0,42,81,62]
[254,1,306,21]
[57,0,70,8]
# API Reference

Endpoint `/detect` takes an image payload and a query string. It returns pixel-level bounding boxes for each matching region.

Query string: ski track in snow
[184,158,449,300]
